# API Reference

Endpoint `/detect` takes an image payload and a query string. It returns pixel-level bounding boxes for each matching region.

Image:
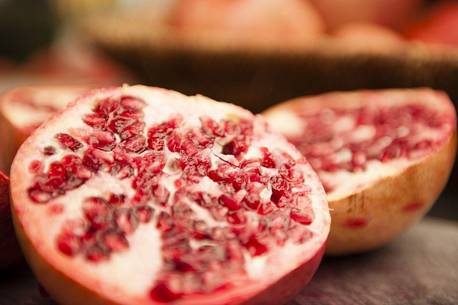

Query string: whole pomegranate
[406,2,458,48]
[10,85,330,305]
[167,0,324,48]
[264,89,456,255]
[0,171,22,268]
[309,0,422,30]
[333,22,405,52]
[0,85,88,170]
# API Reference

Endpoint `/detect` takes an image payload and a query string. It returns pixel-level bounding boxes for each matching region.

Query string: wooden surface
[0,217,457,305]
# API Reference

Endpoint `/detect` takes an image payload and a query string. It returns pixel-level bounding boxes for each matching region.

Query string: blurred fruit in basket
[334,22,405,51]
[309,0,422,30]
[168,0,325,47]
[406,2,458,48]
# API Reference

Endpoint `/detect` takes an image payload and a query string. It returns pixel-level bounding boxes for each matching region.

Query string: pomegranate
[333,22,405,52]
[10,85,330,304]
[264,89,456,255]
[0,85,88,170]
[406,2,458,48]
[167,0,324,48]
[308,0,422,30]
[0,170,22,268]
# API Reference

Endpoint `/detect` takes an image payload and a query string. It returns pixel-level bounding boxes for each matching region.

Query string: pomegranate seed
[122,135,146,153]
[28,160,43,174]
[112,208,138,234]
[56,233,81,256]
[134,205,154,223]
[102,230,129,251]
[88,131,116,151]
[260,147,276,168]
[226,211,246,225]
[120,96,145,110]
[85,245,108,262]
[43,146,56,156]
[83,113,106,129]
[290,209,313,225]
[218,194,241,211]
[55,133,83,152]
[243,235,268,257]
[150,281,183,303]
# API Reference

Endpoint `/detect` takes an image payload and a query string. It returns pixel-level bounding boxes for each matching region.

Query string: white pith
[265,89,455,201]
[11,85,330,304]
[1,86,86,130]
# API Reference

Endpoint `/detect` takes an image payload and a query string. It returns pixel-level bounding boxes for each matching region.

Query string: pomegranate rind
[264,89,457,255]
[0,85,88,171]
[11,85,330,305]
[0,171,23,268]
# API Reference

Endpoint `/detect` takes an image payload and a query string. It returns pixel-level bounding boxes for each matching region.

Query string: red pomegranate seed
[290,209,313,225]
[150,281,183,303]
[28,160,43,174]
[243,235,268,257]
[56,133,83,152]
[218,194,241,211]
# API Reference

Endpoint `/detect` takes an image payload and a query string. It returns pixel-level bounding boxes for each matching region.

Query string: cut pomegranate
[0,171,22,268]
[265,89,456,255]
[11,85,330,305]
[0,85,88,171]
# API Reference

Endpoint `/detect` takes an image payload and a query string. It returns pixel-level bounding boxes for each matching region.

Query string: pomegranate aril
[134,205,154,223]
[218,194,241,211]
[112,208,138,234]
[88,131,116,151]
[28,160,43,174]
[260,147,276,168]
[121,135,146,153]
[243,235,268,257]
[83,113,106,129]
[101,229,129,251]
[226,211,246,225]
[120,96,145,111]
[85,245,109,262]
[150,280,183,303]
[290,209,313,225]
[43,146,56,156]
[57,233,81,257]
[56,133,83,152]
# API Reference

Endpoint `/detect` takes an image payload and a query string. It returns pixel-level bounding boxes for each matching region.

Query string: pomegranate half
[264,89,456,255]
[11,85,330,305]
[0,85,88,170]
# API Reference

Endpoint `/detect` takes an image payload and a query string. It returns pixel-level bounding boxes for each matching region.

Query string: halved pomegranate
[0,170,22,268]
[264,89,456,255]
[0,85,88,170]
[11,85,330,305]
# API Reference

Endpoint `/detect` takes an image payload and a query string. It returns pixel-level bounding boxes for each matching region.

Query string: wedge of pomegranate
[11,85,330,305]
[0,170,22,268]
[0,85,88,171]
[264,89,456,255]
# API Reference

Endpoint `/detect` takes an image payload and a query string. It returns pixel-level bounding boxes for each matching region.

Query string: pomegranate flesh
[0,85,88,170]
[264,89,456,255]
[11,85,330,305]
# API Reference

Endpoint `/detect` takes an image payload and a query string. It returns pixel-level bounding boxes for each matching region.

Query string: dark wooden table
[0,218,457,305]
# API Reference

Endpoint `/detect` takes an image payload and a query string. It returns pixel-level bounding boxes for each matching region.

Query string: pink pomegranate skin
[11,85,330,305]
[0,171,22,268]
[264,89,457,255]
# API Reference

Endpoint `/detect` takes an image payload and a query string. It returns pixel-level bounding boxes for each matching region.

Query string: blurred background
[0,0,457,220]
